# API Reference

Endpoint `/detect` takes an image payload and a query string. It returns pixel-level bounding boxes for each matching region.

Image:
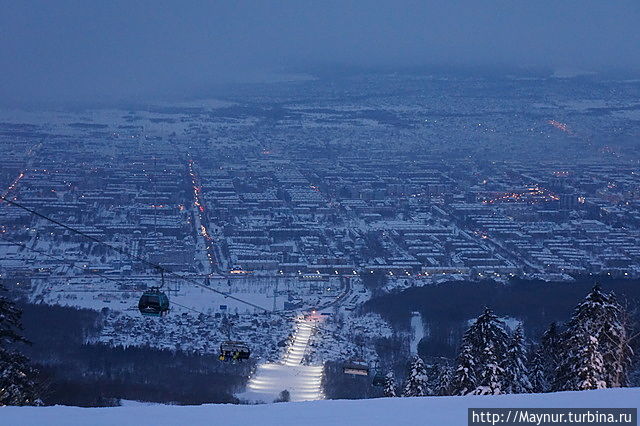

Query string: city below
[1,72,639,403]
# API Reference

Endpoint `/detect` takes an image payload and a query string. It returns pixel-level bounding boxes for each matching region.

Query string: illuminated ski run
[238,317,324,403]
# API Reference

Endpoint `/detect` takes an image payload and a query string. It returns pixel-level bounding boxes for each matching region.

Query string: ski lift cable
[0,234,216,319]
[0,234,123,275]
[169,299,211,317]
[0,234,159,292]
[1,196,156,269]
[0,234,359,355]
[0,211,391,356]
[0,231,327,333]
[1,232,395,370]
[0,196,270,312]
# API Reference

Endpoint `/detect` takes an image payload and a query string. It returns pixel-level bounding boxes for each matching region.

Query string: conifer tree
[504,326,531,394]
[383,372,397,397]
[0,286,41,406]
[576,335,607,390]
[535,322,562,392]
[434,363,453,396]
[457,308,510,395]
[528,344,547,393]
[402,356,431,397]
[472,359,504,395]
[554,286,632,391]
[450,344,476,396]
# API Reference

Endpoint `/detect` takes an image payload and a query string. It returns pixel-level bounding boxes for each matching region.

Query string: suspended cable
[0,233,217,319]
[0,195,270,312]
[0,205,365,354]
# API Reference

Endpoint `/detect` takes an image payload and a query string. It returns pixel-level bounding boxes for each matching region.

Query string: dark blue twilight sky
[1,0,639,104]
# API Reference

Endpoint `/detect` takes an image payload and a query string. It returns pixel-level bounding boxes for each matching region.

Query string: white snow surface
[238,318,324,403]
[1,389,638,426]
[410,311,425,355]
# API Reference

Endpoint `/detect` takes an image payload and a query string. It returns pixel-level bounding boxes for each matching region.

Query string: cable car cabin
[372,372,386,387]
[343,362,370,376]
[138,288,170,317]
[219,341,250,361]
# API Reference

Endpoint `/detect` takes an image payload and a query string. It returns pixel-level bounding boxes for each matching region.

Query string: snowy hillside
[2,389,639,426]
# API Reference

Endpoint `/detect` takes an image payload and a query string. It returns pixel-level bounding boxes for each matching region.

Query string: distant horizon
[2,64,640,110]
[2,1,639,106]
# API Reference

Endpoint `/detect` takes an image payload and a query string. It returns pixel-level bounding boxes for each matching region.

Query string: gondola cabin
[138,287,170,316]
[219,340,250,361]
[343,362,370,376]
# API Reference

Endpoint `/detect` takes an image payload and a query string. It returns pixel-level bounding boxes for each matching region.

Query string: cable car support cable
[0,195,270,312]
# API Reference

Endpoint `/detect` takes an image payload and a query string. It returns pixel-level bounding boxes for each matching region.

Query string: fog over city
[1,0,640,105]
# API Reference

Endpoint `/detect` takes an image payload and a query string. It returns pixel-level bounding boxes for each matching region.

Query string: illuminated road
[2,143,41,203]
[1,172,25,202]
[188,159,220,275]
[239,317,324,403]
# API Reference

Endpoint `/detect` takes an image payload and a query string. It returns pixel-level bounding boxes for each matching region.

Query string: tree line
[0,287,253,406]
[381,286,636,397]
[364,276,640,360]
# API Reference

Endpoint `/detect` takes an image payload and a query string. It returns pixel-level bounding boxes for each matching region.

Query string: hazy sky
[1,0,639,105]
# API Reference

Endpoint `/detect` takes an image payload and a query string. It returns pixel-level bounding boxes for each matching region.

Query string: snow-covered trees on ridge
[0,285,41,406]
[554,285,633,391]
[448,308,510,395]
[504,326,532,394]
[402,355,431,397]
[439,285,633,397]
[383,372,397,397]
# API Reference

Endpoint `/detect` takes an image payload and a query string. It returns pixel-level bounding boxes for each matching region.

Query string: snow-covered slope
[2,389,639,426]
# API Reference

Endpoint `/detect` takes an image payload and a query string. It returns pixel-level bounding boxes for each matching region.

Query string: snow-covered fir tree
[383,372,397,397]
[469,309,509,395]
[471,359,505,396]
[452,308,510,396]
[576,335,607,390]
[554,286,633,391]
[450,344,476,395]
[504,326,531,394]
[424,363,441,394]
[402,356,431,397]
[532,322,562,393]
[434,364,453,396]
[0,286,41,406]
[528,344,547,393]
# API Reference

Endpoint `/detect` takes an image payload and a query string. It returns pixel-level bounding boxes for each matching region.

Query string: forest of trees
[0,290,253,406]
[0,286,41,405]
[375,285,637,398]
[2,280,639,405]
[364,276,640,358]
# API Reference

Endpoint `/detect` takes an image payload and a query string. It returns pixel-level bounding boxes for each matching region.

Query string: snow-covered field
[2,388,638,426]
[410,311,425,355]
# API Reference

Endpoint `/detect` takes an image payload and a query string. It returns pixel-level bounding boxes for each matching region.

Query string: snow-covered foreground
[2,389,638,426]
[238,318,324,402]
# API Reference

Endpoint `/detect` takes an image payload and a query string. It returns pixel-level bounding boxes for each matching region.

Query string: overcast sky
[1,0,639,105]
